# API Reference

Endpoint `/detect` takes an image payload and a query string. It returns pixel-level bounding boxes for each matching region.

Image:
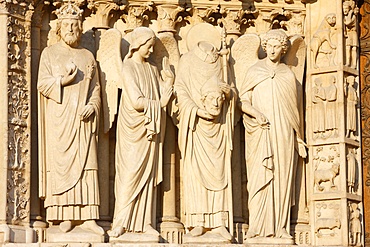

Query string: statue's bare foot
[108,226,124,238]
[190,226,204,237]
[59,220,73,233]
[212,226,233,240]
[144,224,159,236]
[81,220,104,235]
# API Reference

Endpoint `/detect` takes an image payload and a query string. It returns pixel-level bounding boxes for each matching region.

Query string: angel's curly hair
[261,29,289,55]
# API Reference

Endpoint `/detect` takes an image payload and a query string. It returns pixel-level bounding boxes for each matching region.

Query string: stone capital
[156,4,186,33]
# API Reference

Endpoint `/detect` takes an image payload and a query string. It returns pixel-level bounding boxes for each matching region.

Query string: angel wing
[282,35,306,86]
[97,28,123,133]
[282,35,306,137]
[230,33,260,91]
[151,32,180,76]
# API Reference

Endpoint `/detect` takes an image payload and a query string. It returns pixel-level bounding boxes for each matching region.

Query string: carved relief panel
[310,74,340,141]
[6,8,32,225]
[312,145,341,193]
[313,201,342,245]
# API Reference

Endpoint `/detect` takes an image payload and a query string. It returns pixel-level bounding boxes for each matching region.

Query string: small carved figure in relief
[37,2,103,235]
[347,149,357,193]
[345,75,358,139]
[102,27,173,240]
[175,34,234,241]
[236,29,306,242]
[311,13,337,68]
[349,203,362,246]
[312,78,326,138]
[343,0,359,69]
[325,76,338,134]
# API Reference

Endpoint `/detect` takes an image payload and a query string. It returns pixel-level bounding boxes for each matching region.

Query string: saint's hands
[255,113,270,129]
[197,108,214,120]
[80,105,95,121]
[218,82,231,98]
[297,137,307,158]
[161,57,174,87]
[61,61,78,86]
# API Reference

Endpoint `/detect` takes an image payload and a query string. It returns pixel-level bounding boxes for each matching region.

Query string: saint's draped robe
[175,50,233,230]
[239,59,301,238]
[38,42,101,221]
[112,59,165,232]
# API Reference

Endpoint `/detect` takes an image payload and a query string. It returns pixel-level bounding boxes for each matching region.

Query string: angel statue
[175,23,235,243]
[97,27,173,241]
[233,29,306,243]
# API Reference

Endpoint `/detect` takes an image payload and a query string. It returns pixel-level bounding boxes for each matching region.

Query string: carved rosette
[6,1,32,225]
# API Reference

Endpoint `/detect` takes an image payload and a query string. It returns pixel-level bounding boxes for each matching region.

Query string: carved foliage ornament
[6,8,31,224]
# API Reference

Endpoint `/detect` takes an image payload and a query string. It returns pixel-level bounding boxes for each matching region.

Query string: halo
[186,23,221,52]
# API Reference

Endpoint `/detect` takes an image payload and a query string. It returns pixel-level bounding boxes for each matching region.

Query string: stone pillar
[306,1,363,246]
[87,0,123,228]
[219,7,246,243]
[154,4,185,244]
[0,0,34,243]
[360,1,370,246]
[0,1,10,234]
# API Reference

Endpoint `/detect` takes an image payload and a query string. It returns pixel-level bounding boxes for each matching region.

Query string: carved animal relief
[313,146,340,192]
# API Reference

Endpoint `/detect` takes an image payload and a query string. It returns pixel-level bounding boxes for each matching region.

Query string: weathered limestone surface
[360,1,370,247]
[0,0,366,246]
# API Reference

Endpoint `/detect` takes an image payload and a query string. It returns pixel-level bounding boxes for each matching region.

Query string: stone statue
[312,77,326,138]
[325,76,338,134]
[99,27,173,241]
[343,0,359,69]
[349,203,362,246]
[37,2,103,235]
[236,29,306,242]
[175,37,234,242]
[347,149,357,193]
[345,75,358,139]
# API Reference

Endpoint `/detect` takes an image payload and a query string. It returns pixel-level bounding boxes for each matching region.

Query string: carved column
[218,7,248,243]
[306,1,363,246]
[0,0,34,243]
[360,1,370,246]
[87,0,123,227]
[154,4,185,244]
[0,1,10,235]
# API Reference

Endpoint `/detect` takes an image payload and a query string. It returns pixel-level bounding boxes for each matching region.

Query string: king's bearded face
[60,19,81,47]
